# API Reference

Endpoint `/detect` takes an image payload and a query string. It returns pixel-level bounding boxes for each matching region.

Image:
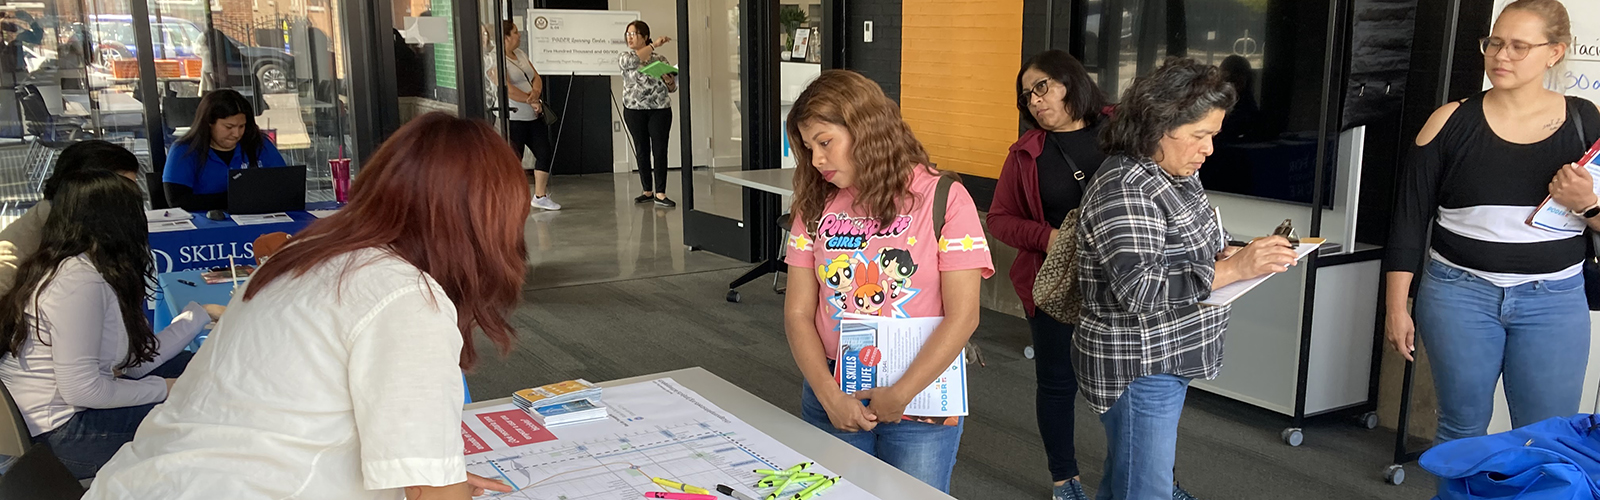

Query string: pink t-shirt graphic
[786,167,995,359]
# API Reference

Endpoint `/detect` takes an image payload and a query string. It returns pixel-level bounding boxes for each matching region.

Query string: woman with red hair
[85,112,528,500]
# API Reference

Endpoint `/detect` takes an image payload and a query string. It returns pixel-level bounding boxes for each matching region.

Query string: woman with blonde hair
[781,70,993,492]
[1385,0,1598,457]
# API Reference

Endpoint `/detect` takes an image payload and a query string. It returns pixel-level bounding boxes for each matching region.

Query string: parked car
[80,15,296,93]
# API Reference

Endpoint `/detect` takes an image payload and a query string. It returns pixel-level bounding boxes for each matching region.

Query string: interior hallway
[479,172,1437,499]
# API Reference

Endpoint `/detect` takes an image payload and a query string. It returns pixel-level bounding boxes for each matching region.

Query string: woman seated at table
[85,112,526,499]
[162,89,287,212]
[0,140,141,294]
[0,169,225,479]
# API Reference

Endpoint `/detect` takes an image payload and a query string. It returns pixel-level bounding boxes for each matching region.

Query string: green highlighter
[793,476,839,500]
[639,60,678,78]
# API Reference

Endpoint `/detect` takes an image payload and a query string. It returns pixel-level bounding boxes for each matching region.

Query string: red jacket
[987,128,1053,316]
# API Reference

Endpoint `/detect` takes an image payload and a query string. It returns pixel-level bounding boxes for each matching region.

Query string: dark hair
[1101,58,1237,159]
[501,20,517,38]
[1219,55,1255,102]
[627,20,650,41]
[0,170,154,369]
[43,140,139,200]
[244,113,529,370]
[178,89,262,170]
[1017,50,1109,130]
[876,248,917,276]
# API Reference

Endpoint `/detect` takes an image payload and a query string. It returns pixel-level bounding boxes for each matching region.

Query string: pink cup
[329,158,351,203]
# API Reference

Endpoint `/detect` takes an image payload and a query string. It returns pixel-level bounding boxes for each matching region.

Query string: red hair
[244,112,530,370]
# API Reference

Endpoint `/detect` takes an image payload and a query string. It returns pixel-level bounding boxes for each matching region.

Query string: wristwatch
[1584,204,1600,219]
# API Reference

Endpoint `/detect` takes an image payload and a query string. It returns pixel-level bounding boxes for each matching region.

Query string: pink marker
[643,493,717,500]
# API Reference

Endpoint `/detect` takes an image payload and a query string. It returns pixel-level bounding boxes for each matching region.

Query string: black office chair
[0,443,86,499]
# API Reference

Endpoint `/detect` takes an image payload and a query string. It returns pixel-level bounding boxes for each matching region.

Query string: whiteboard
[523,9,640,76]
[1487,0,1599,104]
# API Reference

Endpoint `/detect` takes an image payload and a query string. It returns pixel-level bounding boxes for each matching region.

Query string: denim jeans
[1029,310,1080,481]
[35,350,193,479]
[1415,259,1590,443]
[800,379,964,493]
[1096,373,1191,500]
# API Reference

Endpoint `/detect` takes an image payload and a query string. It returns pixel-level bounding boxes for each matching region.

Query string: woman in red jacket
[987,49,1107,500]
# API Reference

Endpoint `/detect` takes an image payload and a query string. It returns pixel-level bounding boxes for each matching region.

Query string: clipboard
[1201,237,1325,307]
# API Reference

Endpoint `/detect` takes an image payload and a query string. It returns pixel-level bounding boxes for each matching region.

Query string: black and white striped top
[1384,93,1600,286]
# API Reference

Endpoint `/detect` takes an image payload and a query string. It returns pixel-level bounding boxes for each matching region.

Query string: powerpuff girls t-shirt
[786,166,995,360]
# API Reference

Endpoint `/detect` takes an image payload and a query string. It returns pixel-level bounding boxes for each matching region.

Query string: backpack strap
[933,174,955,241]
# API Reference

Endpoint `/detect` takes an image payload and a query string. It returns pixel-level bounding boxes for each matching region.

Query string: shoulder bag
[1031,137,1090,324]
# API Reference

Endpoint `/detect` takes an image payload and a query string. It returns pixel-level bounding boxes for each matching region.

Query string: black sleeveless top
[1384,93,1600,277]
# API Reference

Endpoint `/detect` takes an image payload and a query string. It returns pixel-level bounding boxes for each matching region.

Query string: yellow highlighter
[681,483,713,495]
[652,477,685,491]
[793,477,840,500]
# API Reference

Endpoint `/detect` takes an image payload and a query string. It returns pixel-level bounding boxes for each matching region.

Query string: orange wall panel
[899,0,1022,179]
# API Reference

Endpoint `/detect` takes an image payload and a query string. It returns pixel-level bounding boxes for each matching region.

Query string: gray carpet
[468,267,1436,500]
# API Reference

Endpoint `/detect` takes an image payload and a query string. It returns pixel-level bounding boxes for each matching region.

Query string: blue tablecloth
[151,267,473,404]
[147,201,340,274]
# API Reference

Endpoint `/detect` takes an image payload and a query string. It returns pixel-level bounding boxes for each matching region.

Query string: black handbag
[1573,105,1600,310]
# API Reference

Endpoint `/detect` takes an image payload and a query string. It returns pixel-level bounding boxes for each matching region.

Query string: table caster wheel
[1023,345,1035,359]
[726,290,741,303]
[1384,464,1406,485]
[1361,411,1379,430]
[1281,428,1304,447]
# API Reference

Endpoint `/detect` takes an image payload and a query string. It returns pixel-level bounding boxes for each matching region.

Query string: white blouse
[0,255,209,436]
[85,248,467,500]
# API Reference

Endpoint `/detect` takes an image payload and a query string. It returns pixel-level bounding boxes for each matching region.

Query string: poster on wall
[1488,0,1599,104]
[524,9,641,75]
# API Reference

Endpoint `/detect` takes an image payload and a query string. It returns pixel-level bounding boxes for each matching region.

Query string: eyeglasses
[1018,78,1052,106]
[1479,36,1557,61]
[624,32,641,38]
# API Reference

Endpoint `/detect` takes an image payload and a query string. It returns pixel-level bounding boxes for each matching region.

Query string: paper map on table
[462,378,877,500]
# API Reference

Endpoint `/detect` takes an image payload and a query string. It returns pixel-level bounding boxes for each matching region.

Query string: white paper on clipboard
[1201,239,1323,307]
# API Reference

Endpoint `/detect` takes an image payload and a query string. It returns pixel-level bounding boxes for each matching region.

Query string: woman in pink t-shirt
[781,70,994,493]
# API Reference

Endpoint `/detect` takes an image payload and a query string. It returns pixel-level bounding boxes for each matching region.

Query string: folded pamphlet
[639,60,677,78]
[1527,136,1600,234]
[512,379,602,411]
[835,316,968,418]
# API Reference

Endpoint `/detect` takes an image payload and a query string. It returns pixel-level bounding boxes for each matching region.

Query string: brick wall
[899,0,1023,179]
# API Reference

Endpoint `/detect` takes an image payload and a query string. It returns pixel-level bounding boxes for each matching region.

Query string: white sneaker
[531,196,561,211]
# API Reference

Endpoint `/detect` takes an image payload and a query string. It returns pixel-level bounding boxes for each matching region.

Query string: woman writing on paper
[163,89,288,212]
[1384,0,1600,464]
[619,20,678,207]
[1075,59,1295,500]
[491,20,560,211]
[0,170,225,479]
[986,49,1109,500]
[85,113,525,499]
[781,70,993,493]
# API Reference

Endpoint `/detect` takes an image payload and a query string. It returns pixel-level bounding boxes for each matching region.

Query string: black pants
[508,119,553,173]
[623,107,672,193]
[1029,310,1080,481]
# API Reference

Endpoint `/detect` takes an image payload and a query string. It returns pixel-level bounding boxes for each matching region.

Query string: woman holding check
[1384,0,1599,463]
[782,70,993,493]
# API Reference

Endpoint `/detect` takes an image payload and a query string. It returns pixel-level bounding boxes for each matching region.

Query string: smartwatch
[1584,204,1600,219]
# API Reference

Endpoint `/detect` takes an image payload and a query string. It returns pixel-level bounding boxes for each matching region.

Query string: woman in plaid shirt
[1074,59,1297,500]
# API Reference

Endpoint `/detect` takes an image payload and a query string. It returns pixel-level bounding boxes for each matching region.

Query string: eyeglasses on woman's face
[625,31,642,39]
[1018,78,1053,106]
[1479,36,1556,61]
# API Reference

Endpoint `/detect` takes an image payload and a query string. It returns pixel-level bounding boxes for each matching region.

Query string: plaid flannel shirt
[1072,155,1231,414]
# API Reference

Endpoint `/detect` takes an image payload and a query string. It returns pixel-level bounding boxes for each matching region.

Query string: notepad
[1201,238,1324,307]
[639,60,677,78]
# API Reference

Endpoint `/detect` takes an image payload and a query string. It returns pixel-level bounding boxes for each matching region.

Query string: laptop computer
[227,165,307,215]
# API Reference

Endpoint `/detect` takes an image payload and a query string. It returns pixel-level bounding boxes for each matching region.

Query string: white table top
[468,367,954,500]
[713,168,795,197]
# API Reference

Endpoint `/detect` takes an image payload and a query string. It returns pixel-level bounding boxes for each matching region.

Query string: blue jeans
[1097,373,1191,500]
[1415,260,1590,444]
[799,380,963,493]
[35,350,193,479]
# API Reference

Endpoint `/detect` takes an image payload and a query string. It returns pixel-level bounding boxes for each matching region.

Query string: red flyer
[461,423,492,455]
[475,409,557,447]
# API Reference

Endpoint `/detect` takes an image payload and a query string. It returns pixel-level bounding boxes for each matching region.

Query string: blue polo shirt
[162,137,288,194]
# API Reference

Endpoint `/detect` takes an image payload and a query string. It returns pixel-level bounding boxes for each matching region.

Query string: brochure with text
[835,315,968,418]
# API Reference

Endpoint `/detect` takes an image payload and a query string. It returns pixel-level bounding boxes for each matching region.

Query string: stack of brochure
[513,379,608,426]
